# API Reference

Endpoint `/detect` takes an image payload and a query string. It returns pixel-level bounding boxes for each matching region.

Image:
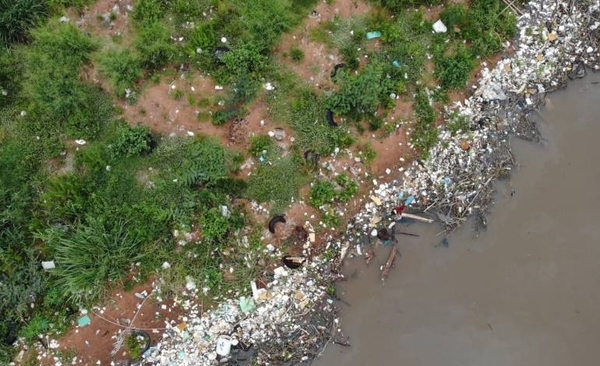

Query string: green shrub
[22,20,112,139]
[97,49,142,98]
[199,207,230,242]
[434,43,474,90]
[45,0,93,13]
[328,59,400,120]
[164,136,234,187]
[132,0,166,26]
[249,135,275,157]
[111,123,153,158]
[20,315,49,341]
[222,42,269,80]
[357,143,377,165]
[290,47,304,62]
[0,49,22,106]
[411,89,438,157]
[309,180,337,207]
[247,156,307,214]
[134,22,176,70]
[43,217,145,304]
[440,0,517,58]
[126,334,143,359]
[336,173,359,202]
[268,76,355,154]
[0,0,48,46]
[212,107,243,126]
[371,0,443,13]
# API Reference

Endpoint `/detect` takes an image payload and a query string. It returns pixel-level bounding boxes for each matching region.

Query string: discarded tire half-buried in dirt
[304,149,321,164]
[326,109,338,127]
[214,46,230,62]
[130,329,151,357]
[268,215,286,233]
[330,63,346,81]
[282,255,306,269]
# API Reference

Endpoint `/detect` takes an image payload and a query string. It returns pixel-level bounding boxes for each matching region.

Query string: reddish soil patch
[70,0,134,43]
[119,71,230,141]
[37,280,183,366]
[275,0,372,92]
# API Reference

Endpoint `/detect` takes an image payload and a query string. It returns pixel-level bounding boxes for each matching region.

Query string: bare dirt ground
[38,279,182,366]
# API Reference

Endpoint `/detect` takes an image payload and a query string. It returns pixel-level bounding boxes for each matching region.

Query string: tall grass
[43,218,144,304]
[97,49,142,99]
[0,0,47,46]
[247,156,308,214]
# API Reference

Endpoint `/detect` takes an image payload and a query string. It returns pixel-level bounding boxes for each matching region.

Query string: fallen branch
[395,231,419,237]
[401,213,434,223]
[380,246,398,281]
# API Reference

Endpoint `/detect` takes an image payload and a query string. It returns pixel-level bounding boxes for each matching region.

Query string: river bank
[114,1,600,365]
[313,70,600,366]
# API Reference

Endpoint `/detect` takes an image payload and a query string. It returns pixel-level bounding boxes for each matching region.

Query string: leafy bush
[434,43,474,90]
[440,0,517,58]
[249,135,275,157]
[0,0,48,46]
[22,20,113,139]
[309,180,336,207]
[268,76,354,154]
[371,0,443,13]
[328,57,402,122]
[152,136,236,188]
[132,0,167,26]
[45,0,93,13]
[290,47,304,62]
[335,173,359,202]
[0,49,22,106]
[20,315,49,341]
[356,143,377,165]
[247,156,307,214]
[134,22,175,70]
[411,89,438,157]
[111,123,153,158]
[199,207,230,242]
[97,49,142,98]
[222,42,269,80]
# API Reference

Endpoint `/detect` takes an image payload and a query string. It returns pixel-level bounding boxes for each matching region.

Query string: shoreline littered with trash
[142,1,600,364]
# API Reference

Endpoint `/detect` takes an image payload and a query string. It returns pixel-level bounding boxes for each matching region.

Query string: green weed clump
[370,0,443,13]
[111,123,153,158]
[134,22,176,70]
[309,173,360,208]
[434,43,475,90]
[411,89,438,157]
[21,19,113,140]
[247,156,308,214]
[289,47,304,62]
[249,135,276,157]
[0,0,48,46]
[97,49,142,99]
[441,1,517,58]
[267,73,355,154]
[40,218,144,304]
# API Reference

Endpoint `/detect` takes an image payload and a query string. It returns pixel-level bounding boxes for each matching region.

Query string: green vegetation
[309,173,360,208]
[0,0,520,362]
[290,47,305,62]
[247,155,308,214]
[97,49,142,99]
[268,72,355,154]
[411,89,438,156]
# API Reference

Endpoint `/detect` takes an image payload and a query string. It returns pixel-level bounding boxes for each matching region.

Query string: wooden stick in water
[381,246,398,281]
[401,213,434,223]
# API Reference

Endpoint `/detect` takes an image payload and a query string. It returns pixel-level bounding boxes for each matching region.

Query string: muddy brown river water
[313,74,600,366]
